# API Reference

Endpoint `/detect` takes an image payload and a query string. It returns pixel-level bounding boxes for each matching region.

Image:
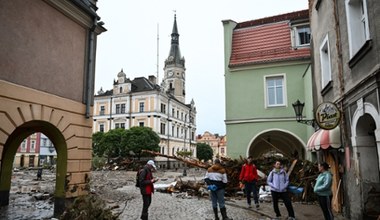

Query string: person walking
[239,156,260,208]
[204,159,232,220]
[267,161,295,220]
[138,160,159,220]
[313,162,334,220]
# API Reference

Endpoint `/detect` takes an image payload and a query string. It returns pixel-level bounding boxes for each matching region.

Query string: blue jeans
[210,188,225,208]
[245,181,259,204]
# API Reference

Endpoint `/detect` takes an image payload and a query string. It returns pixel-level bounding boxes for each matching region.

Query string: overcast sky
[94,0,308,135]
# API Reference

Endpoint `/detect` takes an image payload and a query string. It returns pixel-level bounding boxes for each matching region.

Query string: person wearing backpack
[239,156,259,209]
[138,160,159,220]
[267,161,295,220]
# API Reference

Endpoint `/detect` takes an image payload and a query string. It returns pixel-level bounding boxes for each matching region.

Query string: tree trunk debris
[141,150,319,201]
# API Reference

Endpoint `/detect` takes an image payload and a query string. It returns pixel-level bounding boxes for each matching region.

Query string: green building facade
[222,10,315,160]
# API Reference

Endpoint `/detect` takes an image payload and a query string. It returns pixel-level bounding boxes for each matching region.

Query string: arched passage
[351,102,380,218]
[0,120,67,215]
[247,129,306,159]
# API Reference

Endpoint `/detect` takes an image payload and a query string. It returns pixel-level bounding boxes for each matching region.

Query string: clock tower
[163,14,186,103]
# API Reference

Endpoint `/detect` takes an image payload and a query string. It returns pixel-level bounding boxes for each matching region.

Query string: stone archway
[247,129,306,159]
[0,82,93,216]
[0,121,67,215]
[351,102,380,218]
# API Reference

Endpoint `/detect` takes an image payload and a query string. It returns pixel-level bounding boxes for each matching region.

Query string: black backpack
[135,168,144,187]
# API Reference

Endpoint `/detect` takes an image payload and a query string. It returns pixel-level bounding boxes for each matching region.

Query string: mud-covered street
[0,168,346,220]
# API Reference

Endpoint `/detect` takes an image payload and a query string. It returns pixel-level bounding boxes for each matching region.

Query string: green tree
[92,131,106,157]
[196,143,213,161]
[125,126,160,159]
[102,128,129,158]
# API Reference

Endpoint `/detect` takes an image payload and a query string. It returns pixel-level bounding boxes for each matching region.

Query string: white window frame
[99,123,104,132]
[30,140,35,153]
[264,74,287,108]
[345,0,370,58]
[21,140,27,152]
[139,102,145,113]
[291,24,311,48]
[320,35,332,89]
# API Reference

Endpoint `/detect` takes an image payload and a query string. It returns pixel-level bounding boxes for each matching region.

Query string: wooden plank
[287,159,298,176]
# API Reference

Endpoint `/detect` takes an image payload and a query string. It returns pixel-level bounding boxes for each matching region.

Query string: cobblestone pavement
[0,169,347,220]
[116,169,347,220]
[117,184,267,220]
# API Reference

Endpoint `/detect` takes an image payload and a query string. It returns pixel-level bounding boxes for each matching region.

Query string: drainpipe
[85,18,97,118]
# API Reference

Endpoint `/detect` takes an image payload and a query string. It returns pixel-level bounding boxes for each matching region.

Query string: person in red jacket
[239,156,259,208]
[139,160,159,220]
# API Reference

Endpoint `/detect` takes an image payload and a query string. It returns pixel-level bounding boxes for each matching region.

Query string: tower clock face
[182,72,185,78]
[168,71,173,77]
[172,36,177,40]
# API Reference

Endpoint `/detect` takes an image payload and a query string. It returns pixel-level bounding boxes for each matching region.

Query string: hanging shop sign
[315,102,341,130]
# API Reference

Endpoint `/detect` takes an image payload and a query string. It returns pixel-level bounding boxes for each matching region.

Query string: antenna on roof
[156,23,159,83]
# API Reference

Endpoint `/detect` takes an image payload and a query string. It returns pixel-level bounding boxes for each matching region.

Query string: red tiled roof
[229,10,310,67]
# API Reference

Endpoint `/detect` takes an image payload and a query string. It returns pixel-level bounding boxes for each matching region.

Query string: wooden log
[287,159,298,176]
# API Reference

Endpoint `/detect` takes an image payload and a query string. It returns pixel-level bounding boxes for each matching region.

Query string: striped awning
[307,126,341,151]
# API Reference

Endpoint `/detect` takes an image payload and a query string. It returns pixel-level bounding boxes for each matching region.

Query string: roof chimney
[148,75,157,85]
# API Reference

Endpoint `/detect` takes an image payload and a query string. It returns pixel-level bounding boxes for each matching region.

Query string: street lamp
[292,99,316,127]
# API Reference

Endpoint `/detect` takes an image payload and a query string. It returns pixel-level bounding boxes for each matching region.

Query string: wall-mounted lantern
[292,99,316,127]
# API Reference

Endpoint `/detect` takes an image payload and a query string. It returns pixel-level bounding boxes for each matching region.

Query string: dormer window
[292,24,311,47]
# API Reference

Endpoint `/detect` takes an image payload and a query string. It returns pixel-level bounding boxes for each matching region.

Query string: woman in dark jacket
[204,159,232,220]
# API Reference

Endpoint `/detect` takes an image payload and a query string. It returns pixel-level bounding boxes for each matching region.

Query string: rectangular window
[320,35,332,88]
[139,102,145,112]
[221,148,225,154]
[177,127,179,138]
[21,140,26,152]
[172,108,175,117]
[296,25,311,46]
[100,106,105,116]
[121,123,125,129]
[161,104,166,113]
[121,104,126,113]
[99,124,104,132]
[346,0,370,58]
[172,126,175,136]
[31,140,35,153]
[160,123,166,134]
[115,123,120,129]
[265,76,285,106]
[116,104,120,114]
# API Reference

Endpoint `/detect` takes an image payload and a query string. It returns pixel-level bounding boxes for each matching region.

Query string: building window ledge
[349,39,373,68]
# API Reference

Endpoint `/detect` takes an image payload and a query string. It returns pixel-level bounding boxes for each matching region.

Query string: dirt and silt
[0,168,207,220]
[0,158,323,220]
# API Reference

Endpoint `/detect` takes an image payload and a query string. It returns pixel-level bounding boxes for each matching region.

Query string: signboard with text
[315,102,341,130]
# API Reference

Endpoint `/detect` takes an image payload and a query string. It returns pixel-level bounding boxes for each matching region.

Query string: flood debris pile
[142,150,320,202]
[60,194,118,220]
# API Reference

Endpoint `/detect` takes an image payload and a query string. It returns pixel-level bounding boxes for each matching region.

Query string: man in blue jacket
[267,161,295,220]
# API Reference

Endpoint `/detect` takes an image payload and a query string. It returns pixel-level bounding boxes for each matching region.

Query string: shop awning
[307,126,341,151]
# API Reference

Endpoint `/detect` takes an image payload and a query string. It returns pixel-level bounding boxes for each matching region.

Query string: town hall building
[93,15,197,168]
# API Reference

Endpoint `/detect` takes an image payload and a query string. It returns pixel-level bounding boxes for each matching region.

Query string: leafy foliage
[92,132,106,157]
[125,126,160,158]
[196,143,213,161]
[92,127,160,161]
[176,150,192,157]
